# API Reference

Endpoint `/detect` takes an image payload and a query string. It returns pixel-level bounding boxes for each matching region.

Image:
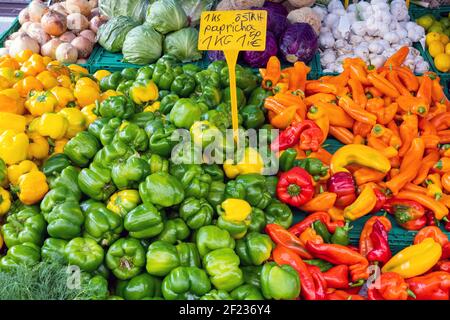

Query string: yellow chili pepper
[14,171,48,205]
[330,144,391,174]
[426,173,443,200]
[29,113,68,140]
[57,75,73,89]
[25,91,58,116]
[59,107,86,138]
[0,130,29,164]
[223,147,264,179]
[93,69,111,81]
[129,80,158,105]
[100,89,122,102]
[36,70,58,90]
[7,159,39,185]
[143,101,160,112]
[81,103,98,125]
[0,112,26,133]
[0,186,11,216]
[382,238,442,278]
[74,77,100,107]
[343,185,377,221]
[20,54,45,76]
[51,138,68,155]
[107,189,141,217]
[0,67,24,84]
[27,132,50,160]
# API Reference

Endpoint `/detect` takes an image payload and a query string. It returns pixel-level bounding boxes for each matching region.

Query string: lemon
[446,43,450,54]
[429,40,445,57]
[435,53,450,72]
[427,32,442,46]
[441,34,450,45]
[429,22,444,33]
[416,14,435,30]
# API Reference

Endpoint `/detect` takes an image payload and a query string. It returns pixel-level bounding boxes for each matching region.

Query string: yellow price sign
[198,10,267,141]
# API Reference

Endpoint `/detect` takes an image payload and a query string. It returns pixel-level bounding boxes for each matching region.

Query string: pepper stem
[287,184,301,197]
[349,279,365,287]
[407,289,416,299]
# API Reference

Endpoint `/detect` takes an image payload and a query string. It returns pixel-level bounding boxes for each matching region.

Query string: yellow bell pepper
[81,104,98,125]
[14,49,33,63]
[0,56,19,70]
[93,69,111,81]
[25,90,58,116]
[20,54,45,76]
[223,147,264,179]
[57,75,73,89]
[330,144,391,174]
[74,77,100,107]
[42,56,52,66]
[14,171,48,205]
[382,238,442,278]
[343,184,377,221]
[129,80,158,105]
[100,89,122,102]
[7,159,39,185]
[27,132,50,160]
[59,107,86,138]
[143,101,160,112]
[0,130,29,164]
[51,138,68,155]
[29,113,68,140]
[0,88,24,114]
[13,76,44,97]
[46,60,70,78]
[0,186,11,216]
[36,70,58,90]
[221,198,252,221]
[68,64,89,75]
[107,189,141,217]
[0,75,11,90]
[0,112,26,133]
[51,86,77,111]
[0,67,24,84]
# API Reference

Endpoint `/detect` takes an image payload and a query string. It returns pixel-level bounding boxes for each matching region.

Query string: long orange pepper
[431,77,449,104]
[353,167,386,185]
[434,157,450,173]
[384,46,409,68]
[323,69,349,88]
[365,97,384,119]
[413,150,440,184]
[317,101,354,128]
[367,86,383,98]
[386,71,411,96]
[397,96,429,116]
[262,56,281,90]
[348,78,367,108]
[289,61,309,92]
[299,192,337,212]
[421,134,440,149]
[441,172,450,192]
[308,147,333,165]
[338,96,377,125]
[398,113,418,157]
[394,67,419,92]
[367,136,398,158]
[329,126,354,145]
[426,102,447,121]
[380,102,399,125]
[304,93,336,106]
[353,121,373,138]
[430,112,450,131]
[416,73,434,106]
[273,92,307,120]
[396,191,449,220]
[307,105,329,144]
[305,81,340,95]
[367,73,400,98]
[403,182,428,194]
[347,63,370,86]
[420,118,438,135]
[438,130,450,144]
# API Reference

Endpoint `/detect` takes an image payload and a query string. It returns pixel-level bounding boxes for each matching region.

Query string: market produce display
[0,0,450,302]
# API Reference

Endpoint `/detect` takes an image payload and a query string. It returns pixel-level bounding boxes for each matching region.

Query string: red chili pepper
[288,211,345,237]
[367,272,412,300]
[326,289,365,300]
[270,120,323,152]
[425,210,437,226]
[270,122,303,151]
[322,265,350,289]
[306,265,328,300]
[265,224,312,259]
[406,271,450,300]
[367,220,392,265]
[272,245,321,300]
[371,189,387,213]
[276,167,314,207]
[327,172,357,208]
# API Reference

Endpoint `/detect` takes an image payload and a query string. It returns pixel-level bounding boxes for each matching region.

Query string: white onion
[55,42,78,63]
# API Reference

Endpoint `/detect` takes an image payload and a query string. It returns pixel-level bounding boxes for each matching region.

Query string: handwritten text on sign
[198,10,267,51]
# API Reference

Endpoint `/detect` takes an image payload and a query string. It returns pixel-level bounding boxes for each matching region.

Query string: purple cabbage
[279,23,318,64]
[243,31,278,68]
[252,4,288,38]
[207,50,226,61]
[263,1,288,16]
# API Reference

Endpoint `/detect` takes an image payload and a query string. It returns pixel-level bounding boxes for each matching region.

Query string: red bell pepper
[359,216,392,260]
[434,260,450,272]
[322,265,350,289]
[327,172,356,208]
[399,215,427,231]
[326,289,365,300]
[288,211,344,237]
[367,220,392,265]
[306,265,328,300]
[305,241,370,282]
[265,224,312,259]
[270,120,323,152]
[383,198,426,226]
[276,167,314,207]
[406,271,450,300]
[272,245,324,300]
[367,272,413,300]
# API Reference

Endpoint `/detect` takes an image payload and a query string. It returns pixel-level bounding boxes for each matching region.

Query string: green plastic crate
[291,137,450,253]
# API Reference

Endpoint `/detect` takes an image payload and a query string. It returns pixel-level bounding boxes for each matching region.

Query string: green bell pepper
[124,203,164,239]
[294,158,329,180]
[230,284,264,300]
[223,87,246,109]
[114,121,148,152]
[201,289,232,300]
[107,189,141,217]
[0,242,40,271]
[88,275,109,300]
[190,120,222,149]
[216,203,251,240]
[207,60,226,74]
[159,93,179,114]
[152,64,175,90]
[179,197,214,230]
[99,117,122,146]
[207,182,226,213]
[1,207,46,247]
[146,240,181,276]
[78,162,116,201]
[176,242,201,268]
[40,186,78,214]
[162,266,211,300]
[156,218,190,244]
[264,200,293,229]
[171,74,196,97]
[93,140,133,168]
[169,98,202,129]
[99,71,122,91]
[42,153,71,177]
[199,85,222,108]
[266,176,278,198]
[121,67,138,80]
[144,114,165,137]
[116,79,134,95]
[240,105,265,129]
[182,63,201,76]
[148,124,177,157]
[220,66,258,94]
[242,265,262,288]
[139,172,184,207]
[0,157,6,186]
[195,225,235,257]
[279,148,298,172]
[97,95,135,119]
[41,238,67,264]
[148,154,169,174]
[88,117,110,140]
[81,200,123,246]
[111,155,150,190]
[64,131,100,167]
[203,248,244,292]
[304,259,334,272]
[64,237,104,272]
[248,207,266,233]
[201,109,231,132]
[235,232,273,266]
[248,87,272,108]
[106,237,146,280]
[43,200,84,240]
[92,263,110,279]
[261,262,301,300]
[116,273,162,300]
[225,174,272,209]
[47,165,81,200]
[195,70,221,88]
[136,65,155,81]
[202,164,224,181]
[170,164,212,199]
[129,111,156,129]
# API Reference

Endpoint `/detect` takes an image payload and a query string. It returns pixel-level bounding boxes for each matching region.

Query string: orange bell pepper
[13,76,44,97]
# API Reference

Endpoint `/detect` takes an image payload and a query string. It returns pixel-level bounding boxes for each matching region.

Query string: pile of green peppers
[0,55,301,301]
